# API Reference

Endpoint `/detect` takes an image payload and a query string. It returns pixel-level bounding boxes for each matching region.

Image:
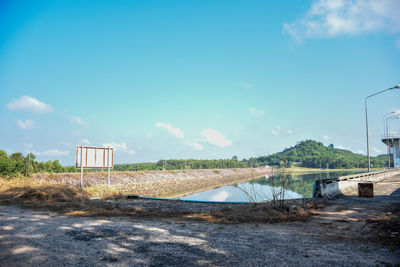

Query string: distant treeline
[114,156,257,171]
[0,140,389,177]
[114,140,388,171]
[0,151,76,177]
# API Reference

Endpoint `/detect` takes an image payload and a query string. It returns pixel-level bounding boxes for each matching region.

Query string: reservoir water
[180,171,363,202]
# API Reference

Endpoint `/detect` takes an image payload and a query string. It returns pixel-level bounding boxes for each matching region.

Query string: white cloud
[24,144,33,149]
[26,149,69,156]
[271,129,279,136]
[16,119,34,130]
[42,149,69,156]
[270,126,293,136]
[249,107,265,117]
[322,135,331,140]
[155,122,184,139]
[82,139,90,145]
[372,147,383,154]
[283,0,400,45]
[67,116,87,126]
[7,95,52,113]
[210,190,230,201]
[201,129,232,148]
[186,142,204,151]
[101,142,135,155]
[356,149,364,154]
[336,145,352,150]
[193,142,204,151]
[102,142,127,151]
[240,82,253,89]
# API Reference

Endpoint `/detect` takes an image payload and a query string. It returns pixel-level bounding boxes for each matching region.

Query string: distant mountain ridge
[254,140,386,169]
[114,140,387,171]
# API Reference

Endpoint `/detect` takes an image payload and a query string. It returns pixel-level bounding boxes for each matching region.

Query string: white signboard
[76,146,113,168]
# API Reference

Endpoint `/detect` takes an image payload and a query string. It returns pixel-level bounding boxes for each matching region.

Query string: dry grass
[0,178,89,203]
[84,185,123,199]
[202,202,324,223]
[0,178,320,224]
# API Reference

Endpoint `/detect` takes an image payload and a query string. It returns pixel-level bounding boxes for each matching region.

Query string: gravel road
[1,202,399,267]
[1,174,400,266]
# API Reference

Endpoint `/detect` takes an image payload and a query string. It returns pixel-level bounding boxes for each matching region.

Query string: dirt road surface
[1,175,400,266]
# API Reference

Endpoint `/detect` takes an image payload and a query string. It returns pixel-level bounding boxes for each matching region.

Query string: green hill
[254,140,386,169]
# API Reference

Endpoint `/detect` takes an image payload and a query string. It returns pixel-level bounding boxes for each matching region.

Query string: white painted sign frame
[75,146,114,189]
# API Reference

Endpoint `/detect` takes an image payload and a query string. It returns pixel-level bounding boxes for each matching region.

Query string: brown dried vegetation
[0,178,320,224]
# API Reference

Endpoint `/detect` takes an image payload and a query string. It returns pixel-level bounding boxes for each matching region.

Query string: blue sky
[1,0,399,165]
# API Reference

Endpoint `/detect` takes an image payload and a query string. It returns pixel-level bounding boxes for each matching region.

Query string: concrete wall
[314,169,400,199]
[393,140,400,168]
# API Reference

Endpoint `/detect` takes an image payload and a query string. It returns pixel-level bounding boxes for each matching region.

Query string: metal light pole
[384,112,395,169]
[386,115,400,168]
[383,112,395,136]
[365,85,400,172]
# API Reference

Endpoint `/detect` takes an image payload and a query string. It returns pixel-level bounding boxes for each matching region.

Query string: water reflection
[181,171,362,202]
[210,190,230,201]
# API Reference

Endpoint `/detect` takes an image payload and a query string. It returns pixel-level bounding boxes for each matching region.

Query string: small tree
[269,168,290,208]
[24,153,35,177]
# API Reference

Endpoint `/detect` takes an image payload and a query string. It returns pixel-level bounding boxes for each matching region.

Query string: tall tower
[382,133,400,168]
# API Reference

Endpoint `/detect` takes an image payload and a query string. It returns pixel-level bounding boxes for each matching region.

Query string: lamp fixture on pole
[386,115,400,168]
[365,85,400,172]
[384,112,395,169]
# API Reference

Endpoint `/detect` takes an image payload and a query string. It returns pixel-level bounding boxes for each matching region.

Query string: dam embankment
[314,169,400,199]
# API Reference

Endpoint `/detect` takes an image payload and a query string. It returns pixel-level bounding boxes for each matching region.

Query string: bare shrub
[237,167,290,208]
[269,168,290,208]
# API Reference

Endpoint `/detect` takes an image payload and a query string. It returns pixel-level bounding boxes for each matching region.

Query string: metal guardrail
[382,131,400,139]
[318,169,400,185]
[313,169,400,198]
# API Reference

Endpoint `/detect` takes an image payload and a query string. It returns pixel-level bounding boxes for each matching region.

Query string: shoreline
[121,168,274,198]
[31,167,275,198]
[164,170,274,198]
[20,167,370,199]
[277,167,373,174]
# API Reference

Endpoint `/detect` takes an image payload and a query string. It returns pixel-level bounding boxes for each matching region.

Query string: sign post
[107,147,111,187]
[80,145,84,189]
[76,146,114,189]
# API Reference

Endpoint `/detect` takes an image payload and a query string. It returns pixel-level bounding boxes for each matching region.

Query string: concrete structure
[313,170,400,199]
[382,132,400,168]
